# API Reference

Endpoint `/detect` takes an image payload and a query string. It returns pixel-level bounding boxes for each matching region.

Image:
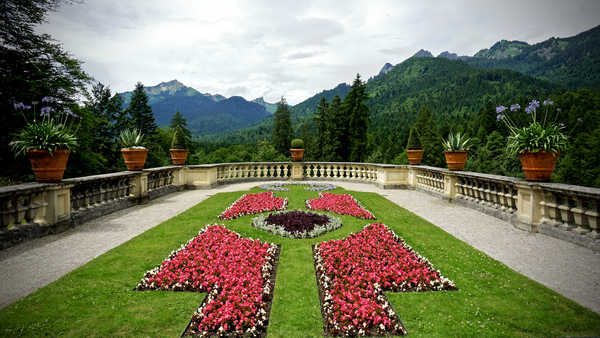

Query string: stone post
[443,172,459,201]
[376,165,409,189]
[291,163,304,181]
[515,182,544,232]
[44,183,73,225]
[185,165,218,189]
[407,166,417,188]
[131,172,149,203]
[172,166,186,188]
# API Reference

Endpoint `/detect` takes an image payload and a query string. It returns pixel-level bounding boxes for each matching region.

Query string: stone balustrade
[1,162,599,251]
[303,162,378,182]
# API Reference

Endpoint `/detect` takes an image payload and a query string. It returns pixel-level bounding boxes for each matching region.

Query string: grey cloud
[287,51,322,60]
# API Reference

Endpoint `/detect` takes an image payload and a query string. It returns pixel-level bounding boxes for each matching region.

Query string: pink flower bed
[219,191,288,220]
[306,193,375,219]
[314,222,456,336]
[136,225,279,336]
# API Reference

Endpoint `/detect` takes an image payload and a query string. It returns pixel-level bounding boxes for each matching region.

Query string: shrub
[406,127,422,150]
[291,138,304,149]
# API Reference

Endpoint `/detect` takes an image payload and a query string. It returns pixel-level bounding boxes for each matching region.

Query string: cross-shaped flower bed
[306,193,375,219]
[218,191,288,220]
[136,225,280,336]
[314,222,456,336]
[252,210,342,238]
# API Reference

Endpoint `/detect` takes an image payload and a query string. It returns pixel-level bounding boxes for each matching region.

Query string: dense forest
[2,1,600,188]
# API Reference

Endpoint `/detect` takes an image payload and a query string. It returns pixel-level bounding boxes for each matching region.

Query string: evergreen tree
[344,74,369,162]
[324,95,345,161]
[127,82,157,135]
[412,106,444,167]
[125,82,165,167]
[272,97,292,156]
[313,96,329,160]
[1,0,90,181]
[169,111,192,147]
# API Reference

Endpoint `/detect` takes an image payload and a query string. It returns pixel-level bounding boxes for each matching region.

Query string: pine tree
[127,82,157,136]
[313,96,329,160]
[344,74,369,162]
[272,97,292,156]
[323,95,345,161]
[126,82,165,167]
[412,106,444,167]
[169,111,192,144]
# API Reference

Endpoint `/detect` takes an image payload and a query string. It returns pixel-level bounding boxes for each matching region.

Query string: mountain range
[120,25,599,138]
[118,80,276,135]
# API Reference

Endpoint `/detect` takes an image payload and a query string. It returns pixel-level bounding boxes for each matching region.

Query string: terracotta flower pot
[290,148,304,162]
[121,148,148,171]
[169,149,188,165]
[519,151,559,181]
[406,149,424,165]
[444,150,468,171]
[27,149,70,183]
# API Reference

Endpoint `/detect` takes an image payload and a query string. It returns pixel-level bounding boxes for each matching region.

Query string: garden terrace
[0,162,599,336]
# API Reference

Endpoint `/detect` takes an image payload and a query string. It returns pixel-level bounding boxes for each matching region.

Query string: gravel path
[1,181,598,314]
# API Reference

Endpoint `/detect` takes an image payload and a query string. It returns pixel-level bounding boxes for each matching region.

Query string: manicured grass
[0,185,599,337]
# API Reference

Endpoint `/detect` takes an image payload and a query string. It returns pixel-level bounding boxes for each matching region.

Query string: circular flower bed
[258,182,336,192]
[253,210,342,238]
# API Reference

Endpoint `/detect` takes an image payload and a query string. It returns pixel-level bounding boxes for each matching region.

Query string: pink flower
[307,193,375,219]
[136,225,278,336]
[314,223,456,336]
[219,192,288,220]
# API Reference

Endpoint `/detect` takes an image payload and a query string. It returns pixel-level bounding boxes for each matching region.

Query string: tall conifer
[272,97,292,156]
[344,74,369,162]
[127,82,157,136]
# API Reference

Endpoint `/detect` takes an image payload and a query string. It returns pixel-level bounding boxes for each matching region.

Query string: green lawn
[1,185,599,337]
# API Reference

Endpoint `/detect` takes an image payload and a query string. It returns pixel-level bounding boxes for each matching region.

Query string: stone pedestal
[291,163,304,181]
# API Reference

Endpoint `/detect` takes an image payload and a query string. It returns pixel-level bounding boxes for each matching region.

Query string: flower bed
[314,223,457,336]
[258,182,336,191]
[252,210,342,238]
[136,225,279,337]
[306,193,375,219]
[218,191,288,220]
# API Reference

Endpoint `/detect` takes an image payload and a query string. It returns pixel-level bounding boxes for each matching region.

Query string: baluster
[571,196,589,235]
[557,194,573,230]
[585,199,599,238]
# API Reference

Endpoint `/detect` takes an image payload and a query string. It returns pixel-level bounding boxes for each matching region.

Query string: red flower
[219,192,288,220]
[314,223,456,336]
[136,225,278,336]
[307,193,375,219]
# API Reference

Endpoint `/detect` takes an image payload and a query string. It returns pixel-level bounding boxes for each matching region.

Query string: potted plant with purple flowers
[9,97,79,182]
[496,99,568,181]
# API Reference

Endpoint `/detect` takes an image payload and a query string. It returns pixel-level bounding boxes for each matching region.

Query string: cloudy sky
[40,0,599,104]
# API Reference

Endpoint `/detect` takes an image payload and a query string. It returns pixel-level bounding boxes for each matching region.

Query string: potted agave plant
[496,99,568,181]
[290,138,304,162]
[9,98,78,183]
[406,126,424,165]
[442,132,471,171]
[169,126,188,165]
[120,128,147,171]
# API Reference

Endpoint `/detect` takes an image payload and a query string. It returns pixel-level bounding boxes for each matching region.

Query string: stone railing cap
[0,181,73,197]
[62,171,139,184]
[536,182,600,198]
